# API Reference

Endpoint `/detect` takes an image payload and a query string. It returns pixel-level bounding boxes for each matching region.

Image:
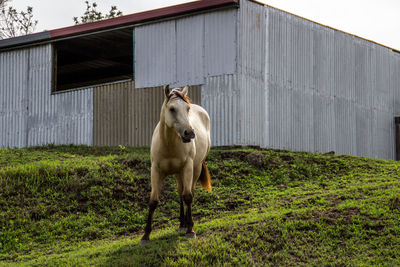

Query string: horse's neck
[159,114,180,149]
[160,124,176,145]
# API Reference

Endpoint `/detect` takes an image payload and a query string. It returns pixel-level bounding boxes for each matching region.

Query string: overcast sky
[10,0,400,51]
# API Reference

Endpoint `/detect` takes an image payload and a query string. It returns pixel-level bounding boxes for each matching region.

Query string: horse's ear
[182,85,189,96]
[164,85,171,99]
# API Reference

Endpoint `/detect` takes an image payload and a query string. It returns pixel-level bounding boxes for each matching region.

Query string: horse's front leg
[182,160,196,238]
[140,165,163,244]
[174,177,187,231]
[179,195,187,230]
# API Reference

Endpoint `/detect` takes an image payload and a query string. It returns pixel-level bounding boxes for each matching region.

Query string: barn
[1,0,400,160]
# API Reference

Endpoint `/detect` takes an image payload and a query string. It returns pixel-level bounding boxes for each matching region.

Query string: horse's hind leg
[141,167,163,244]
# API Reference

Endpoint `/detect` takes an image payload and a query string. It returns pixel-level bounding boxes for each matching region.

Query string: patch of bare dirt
[119,158,150,172]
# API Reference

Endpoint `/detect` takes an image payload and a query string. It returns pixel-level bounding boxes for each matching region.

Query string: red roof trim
[50,0,238,38]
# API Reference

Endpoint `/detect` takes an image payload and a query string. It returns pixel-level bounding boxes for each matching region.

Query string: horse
[140,85,211,244]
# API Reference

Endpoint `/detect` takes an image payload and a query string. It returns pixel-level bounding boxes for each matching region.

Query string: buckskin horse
[140,85,211,244]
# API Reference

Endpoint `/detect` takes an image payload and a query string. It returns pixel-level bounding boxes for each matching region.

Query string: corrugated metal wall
[237,0,266,146]
[27,45,93,146]
[204,9,237,77]
[393,55,400,116]
[264,5,400,159]
[1,0,400,158]
[128,85,165,147]
[201,1,268,147]
[0,44,93,148]
[94,81,132,146]
[202,74,240,146]
[94,80,201,147]
[187,0,400,157]
[135,8,237,88]
[0,49,29,148]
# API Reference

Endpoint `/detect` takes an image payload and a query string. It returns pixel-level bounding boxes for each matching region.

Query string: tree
[0,0,8,8]
[0,0,9,39]
[73,1,123,24]
[0,0,38,39]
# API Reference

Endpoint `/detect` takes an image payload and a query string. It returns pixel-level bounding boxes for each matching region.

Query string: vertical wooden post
[395,117,400,161]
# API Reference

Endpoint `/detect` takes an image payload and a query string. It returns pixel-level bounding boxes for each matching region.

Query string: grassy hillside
[0,145,399,266]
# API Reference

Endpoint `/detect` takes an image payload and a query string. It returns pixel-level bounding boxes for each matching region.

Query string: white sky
[10,0,400,51]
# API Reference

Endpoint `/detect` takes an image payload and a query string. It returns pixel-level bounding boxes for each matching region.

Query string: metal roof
[0,0,238,51]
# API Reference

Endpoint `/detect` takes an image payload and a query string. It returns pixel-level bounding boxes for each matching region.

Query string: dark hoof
[177,227,187,232]
[139,239,150,245]
[185,232,196,239]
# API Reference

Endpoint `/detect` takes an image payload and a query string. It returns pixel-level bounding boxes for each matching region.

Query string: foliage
[0,0,37,39]
[0,145,399,266]
[0,0,8,8]
[73,1,123,25]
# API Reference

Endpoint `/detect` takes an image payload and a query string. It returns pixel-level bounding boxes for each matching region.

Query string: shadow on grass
[103,230,186,266]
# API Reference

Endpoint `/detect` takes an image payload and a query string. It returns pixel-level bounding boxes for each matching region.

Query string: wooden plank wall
[94,80,201,146]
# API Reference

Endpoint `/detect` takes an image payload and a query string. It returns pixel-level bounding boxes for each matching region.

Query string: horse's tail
[199,161,212,192]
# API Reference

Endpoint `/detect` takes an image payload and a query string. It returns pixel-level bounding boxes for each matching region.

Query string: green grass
[0,145,399,266]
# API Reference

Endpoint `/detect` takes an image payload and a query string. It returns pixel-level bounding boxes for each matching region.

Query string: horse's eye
[187,107,190,112]
[170,107,175,112]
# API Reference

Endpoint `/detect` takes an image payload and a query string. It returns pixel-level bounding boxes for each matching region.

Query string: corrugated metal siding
[374,48,392,113]
[177,15,204,85]
[52,89,93,145]
[26,45,93,146]
[129,85,164,147]
[392,55,400,115]
[187,84,201,105]
[372,110,394,159]
[354,39,372,109]
[313,26,335,98]
[334,97,356,155]
[135,9,237,88]
[238,75,265,146]
[313,94,335,153]
[94,80,201,147]
[204,9,237,76]
[94,81,132,146]
[0,49,29,148]
[202,74,239,146]
[1,0,400,158]
[0,44,93,148]
[27,45,53,146]
[135,20,176,87]
[237,0,265,146]
[355,106,372,157]
[238,0,264,78]
[266,7,317,152]
[264,6,400,159]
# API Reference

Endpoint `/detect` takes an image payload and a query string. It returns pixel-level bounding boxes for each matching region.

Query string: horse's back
[189,104,210,124]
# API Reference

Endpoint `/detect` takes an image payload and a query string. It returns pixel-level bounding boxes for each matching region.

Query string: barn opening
[52,28,133,92]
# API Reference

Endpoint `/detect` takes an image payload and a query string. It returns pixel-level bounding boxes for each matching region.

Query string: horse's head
[163,85,195,143]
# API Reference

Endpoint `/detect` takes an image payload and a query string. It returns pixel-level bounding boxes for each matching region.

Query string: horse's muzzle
[181,129,195,143]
